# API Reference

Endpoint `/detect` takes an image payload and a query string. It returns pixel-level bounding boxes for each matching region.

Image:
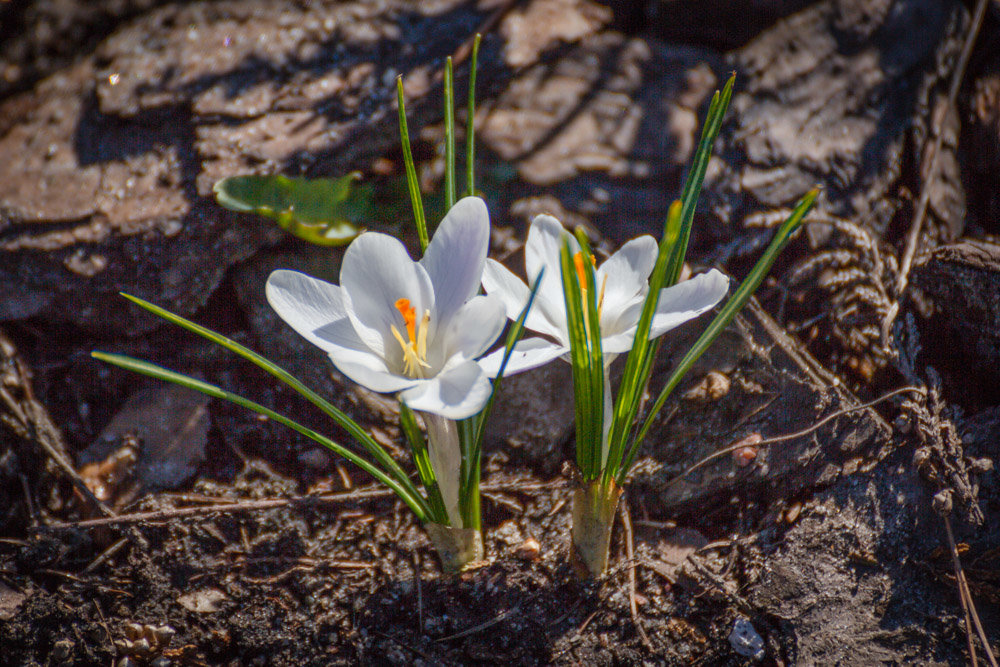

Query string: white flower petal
[482,259,565,341]
[420,196,490,325]
[399,360,493,419]
[648,269,730,338]
[340,232,434,358]
[596,235,657,321]
[329,350,417,393]
[524,214,578,313]
[265,270,355,351]
[601,293,647,338]
[477,336,569,378]
[441,294,506,362]
[311,316,375,356]
[600,330,639,354]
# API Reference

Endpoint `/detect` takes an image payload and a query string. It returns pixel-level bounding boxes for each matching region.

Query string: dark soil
[2,0,1000,665]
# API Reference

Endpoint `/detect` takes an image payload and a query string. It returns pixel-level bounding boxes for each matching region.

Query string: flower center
[390,298,431,378]
[573,252,607,320]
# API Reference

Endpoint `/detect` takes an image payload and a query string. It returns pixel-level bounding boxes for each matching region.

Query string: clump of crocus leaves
[94,39,816,578]
[479,74,815,575]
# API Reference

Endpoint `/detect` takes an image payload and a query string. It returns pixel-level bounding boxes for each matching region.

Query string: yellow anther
[391,298,431,378]
[417,309,430,361]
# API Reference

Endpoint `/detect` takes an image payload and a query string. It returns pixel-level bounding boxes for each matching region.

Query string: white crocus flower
[266,197,505,527]
[481,213,730,468]
[480,213,730,375]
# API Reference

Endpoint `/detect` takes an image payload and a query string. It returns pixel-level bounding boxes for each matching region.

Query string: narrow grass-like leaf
[470,270,544,448]
[560,241,593,476]
[118,293,421,503]
[399,401,449,524]
[465,34,481,198]
[92,352,430,520]
[665,73,735,286]
[617,188,818,483]
[458,270,544,514]
[601,75,735,485]
[603,201,683,485]
[573,228,605,477]
[397,76,428,252]
[443,56,456,210]
[456,414,478,529]
[560,237,604,480]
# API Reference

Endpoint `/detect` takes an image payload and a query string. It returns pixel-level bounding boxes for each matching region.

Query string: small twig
[575,610,599,636]
[0,332,115,519]
[888,0,988,325]
[82,537,129,575]
[435,604,522,642]
[92,598,115,650]
[661,386,925,490]
[620,496,652,649]
[944,514,998,667]
[44,480,569,531]
[19,474,38,527]
[414,551,424,635]
[43,488,396,530]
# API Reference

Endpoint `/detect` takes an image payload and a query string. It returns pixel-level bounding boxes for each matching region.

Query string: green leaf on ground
[213,172,371,246]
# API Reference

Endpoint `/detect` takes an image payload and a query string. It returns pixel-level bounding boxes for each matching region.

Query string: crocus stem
[601,371,613,470]
[569,478,623,578]
[425,522,484,573]
[423,413,464,528]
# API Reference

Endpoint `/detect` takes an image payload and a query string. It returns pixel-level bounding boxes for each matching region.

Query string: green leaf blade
[117,293,421,502]
[444,56,457,210]
[213,173,366,246]
[92,351,431,521]
[618,187,818,483]
[666,73,736,286]
[465,34,481,198]
[396,76,429,253]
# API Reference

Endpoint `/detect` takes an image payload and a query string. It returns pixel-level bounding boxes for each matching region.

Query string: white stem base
[425,522,484,573]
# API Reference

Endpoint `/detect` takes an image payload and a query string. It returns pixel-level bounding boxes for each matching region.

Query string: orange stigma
[395,298,417,342]
[573,252,596,288]
[572,252,607,318]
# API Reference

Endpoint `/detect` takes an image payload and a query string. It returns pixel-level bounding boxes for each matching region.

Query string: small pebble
[151,624,176,645]
[729,618,765,660]
[51,639,73,661]
[684,371,731,402]
[131,637,153,658]
[124,621,144,640]
[514,537,541,561]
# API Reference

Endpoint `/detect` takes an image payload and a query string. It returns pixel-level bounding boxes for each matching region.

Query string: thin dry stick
[45,487,397,530]
[944,514,998,667]
[92,598,115,650]
[45,480,569,531]
[435,604,523,643]
[0,335,115,519]
[414,551,424,635]
[619,496,652,649]
[661,386,925,490]
[889,0,988,324]
[82,537,129,574]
